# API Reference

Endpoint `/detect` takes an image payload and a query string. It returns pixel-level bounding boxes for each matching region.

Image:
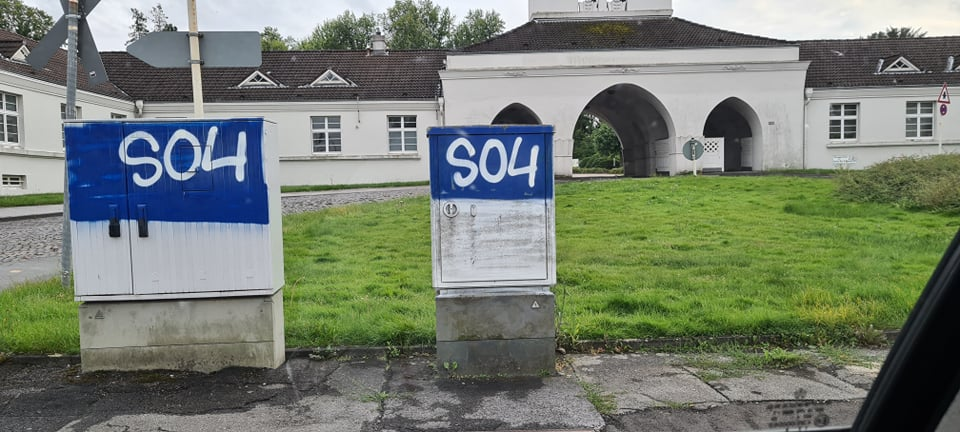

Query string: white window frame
[388,115,418,153]
[238,71,280,88]
[906,101,935,139]
[311,116,342,153]
[308,70,354,88]
[882,56,921,74]
[0,91,21,147]
[829,103,859,142]
[60,103,82,120]
[1,174,26,189]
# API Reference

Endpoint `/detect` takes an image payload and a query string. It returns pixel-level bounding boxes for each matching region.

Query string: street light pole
[187,0,204,117]
[61,0,79,289]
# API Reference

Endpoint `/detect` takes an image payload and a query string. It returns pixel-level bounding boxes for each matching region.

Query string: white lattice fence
[701,137,724,172]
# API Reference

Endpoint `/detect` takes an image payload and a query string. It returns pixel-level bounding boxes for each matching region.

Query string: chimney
[371,31,388,56]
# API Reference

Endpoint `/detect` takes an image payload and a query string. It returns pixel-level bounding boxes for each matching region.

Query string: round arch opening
[578,84,675,177]
[492,103,542,125]
[703,97,762,172]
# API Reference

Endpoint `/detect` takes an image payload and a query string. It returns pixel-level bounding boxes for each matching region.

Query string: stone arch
[491,103,542,125]
[702,97,763,171]
[581,84,675,177]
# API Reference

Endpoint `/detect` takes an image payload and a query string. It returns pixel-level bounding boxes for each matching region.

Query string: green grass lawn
[1,177,956,354]
[0,193,63,208]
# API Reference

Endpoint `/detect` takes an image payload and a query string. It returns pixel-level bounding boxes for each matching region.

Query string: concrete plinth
[79,290,285,373]
[436,289,555,376]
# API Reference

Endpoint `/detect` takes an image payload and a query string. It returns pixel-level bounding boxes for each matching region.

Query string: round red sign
[942,104,949,116]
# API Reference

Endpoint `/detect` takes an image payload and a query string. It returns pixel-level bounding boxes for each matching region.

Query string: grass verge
[0,177,956,354]
[0,193,63,208]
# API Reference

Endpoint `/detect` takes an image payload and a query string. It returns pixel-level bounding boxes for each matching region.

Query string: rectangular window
[1,174,25,189]
[311,116,342,153]
[111,113,128,119]
[906,101,935,139]
[60,103,82,120]
[388,115,417,152]
[829,103,858,141]
[0,92,20,146]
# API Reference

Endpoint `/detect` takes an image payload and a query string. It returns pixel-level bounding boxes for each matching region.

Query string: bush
[835,154,960,212]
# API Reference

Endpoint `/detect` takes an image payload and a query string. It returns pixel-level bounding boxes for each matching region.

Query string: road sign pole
[939,112,944,155]
[187,0,204,117]
[60,0,79,290]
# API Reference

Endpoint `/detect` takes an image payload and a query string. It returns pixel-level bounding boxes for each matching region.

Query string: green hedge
[836,154,960,213]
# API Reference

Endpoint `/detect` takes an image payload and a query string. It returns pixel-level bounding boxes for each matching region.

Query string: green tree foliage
[451,9,504,48]
[261,26,295,51]
[574,114,623,169]
[298,11,378,50]
[127,8,149,45]
[381,0,454,49]
[0,0,54,40]
[127,3,177,46]
[149,4,177,32]
[865,26,926,39]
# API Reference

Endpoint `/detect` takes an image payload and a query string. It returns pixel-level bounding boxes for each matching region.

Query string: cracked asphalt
[0,348,888,432]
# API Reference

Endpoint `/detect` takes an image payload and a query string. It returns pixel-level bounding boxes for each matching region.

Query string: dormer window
[308,69,354,87]
[10,45,30,63]
[881,56,921,74]
[237,71,280,88]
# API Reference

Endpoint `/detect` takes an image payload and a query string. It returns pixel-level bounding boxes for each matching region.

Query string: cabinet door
[122,120,273,296]
[65,122,134,297]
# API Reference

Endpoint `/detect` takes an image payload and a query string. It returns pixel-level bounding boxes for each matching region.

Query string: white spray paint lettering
[120,127,247,187]
[446,137,539,188]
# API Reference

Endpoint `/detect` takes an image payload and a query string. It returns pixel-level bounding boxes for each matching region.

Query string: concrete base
[79,290,285,373]
[436,289,555,376]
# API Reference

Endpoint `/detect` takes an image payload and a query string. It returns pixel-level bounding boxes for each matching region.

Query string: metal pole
[939,106,944,155]
[187,0,204,117]
[61,0,79,289]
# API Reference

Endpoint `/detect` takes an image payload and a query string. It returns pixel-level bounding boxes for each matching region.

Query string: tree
[451,9,504,49]
[298,11,378,50]
[865,26,927,39]
[127,8,149,45]
[149,4,177,32]
[0,0,54,40]
[127,3,177,46]
[381,0,455,49]
[261,26,295,51]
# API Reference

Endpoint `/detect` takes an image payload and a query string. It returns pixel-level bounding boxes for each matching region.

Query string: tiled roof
[460,17,790,53]
[0,30,130,101]
[100,50,446,103]
[799,37,960,89]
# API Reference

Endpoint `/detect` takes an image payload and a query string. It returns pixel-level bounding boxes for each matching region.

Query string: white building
[2,0,959,195]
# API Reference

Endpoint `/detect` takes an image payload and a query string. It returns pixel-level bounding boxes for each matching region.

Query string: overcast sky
[23,0,960,52]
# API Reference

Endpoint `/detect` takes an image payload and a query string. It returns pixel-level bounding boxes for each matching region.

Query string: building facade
[2,0,960,195]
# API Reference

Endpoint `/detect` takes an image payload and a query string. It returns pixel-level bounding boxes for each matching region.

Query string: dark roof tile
[799,37,960,88]
[0,30,130,100]
[460,17,790,52]
[101,50,446,103]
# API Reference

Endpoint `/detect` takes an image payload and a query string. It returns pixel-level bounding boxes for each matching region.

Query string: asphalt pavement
[0,347,886,432]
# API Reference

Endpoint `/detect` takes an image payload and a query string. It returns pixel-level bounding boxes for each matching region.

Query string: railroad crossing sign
[27,0,107,85]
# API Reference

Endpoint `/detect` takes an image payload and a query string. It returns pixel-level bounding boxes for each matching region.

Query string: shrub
[835,154,960,212]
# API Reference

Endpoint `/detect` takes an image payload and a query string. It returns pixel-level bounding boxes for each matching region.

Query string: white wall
[529,0,673,20]
[805,87,960,169]
[0,70,134,195]
[142,100,441,186]
[442,50,809,175]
